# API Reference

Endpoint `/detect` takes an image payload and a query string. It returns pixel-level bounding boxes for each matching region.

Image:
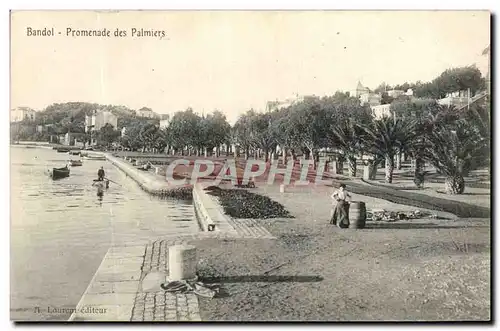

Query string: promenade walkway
[334,179,490,219]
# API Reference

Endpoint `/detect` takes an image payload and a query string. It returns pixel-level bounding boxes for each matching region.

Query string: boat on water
[93,179,110,189]
[49,166,70,180]
[68,150,81,156]
[84,154,106,161]
[56,147,71,153]
[69,160,83,167]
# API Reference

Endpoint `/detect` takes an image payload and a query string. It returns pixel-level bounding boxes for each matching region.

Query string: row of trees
[372,66,486,99]
[116,90,489,195]
[118,108,231,156]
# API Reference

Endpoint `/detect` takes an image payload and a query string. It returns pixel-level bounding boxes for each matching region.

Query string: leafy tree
[167,108,202,155]
[380,92,394,105]
[97,123,120,147]
[248,112,277,161]
[270,108,296,164]
[196,110,231,157]
[393,82,413,92]
[373,82,392,94]
[413,66,486,99]
[139,123,160,152]
[286,97,330,169]
[233,110,258,159]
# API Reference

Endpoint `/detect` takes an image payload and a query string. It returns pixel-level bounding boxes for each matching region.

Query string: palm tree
[359,116,418,183]
[329,118,363,177]
[464,103,490,177]
[424,119,486,194]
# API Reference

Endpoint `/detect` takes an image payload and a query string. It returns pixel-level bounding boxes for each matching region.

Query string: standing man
[330,183,351,228]
[97,166,105,181]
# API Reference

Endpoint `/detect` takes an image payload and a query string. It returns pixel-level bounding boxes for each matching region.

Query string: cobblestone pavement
[131,221,276,322]
[72,182,277,321]
[131,238,201,322]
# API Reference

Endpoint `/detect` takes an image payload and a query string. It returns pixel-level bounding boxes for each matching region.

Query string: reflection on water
[10,146,200,321]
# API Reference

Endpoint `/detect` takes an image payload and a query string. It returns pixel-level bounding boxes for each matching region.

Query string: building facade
[371,104,392,119]
[356,81,382,107]
[84,110,119,145]
[136,108,159,119]
[85,110,118,132]
[265,95,305,112]
[159,119,170,129]
[355,81,370,97]
[11,107,36,122]
[360,93,381,107]
[386,90,405,98]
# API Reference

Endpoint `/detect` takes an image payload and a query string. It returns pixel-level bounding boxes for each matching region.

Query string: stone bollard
[280,184,285,193]
[167,245,198,282]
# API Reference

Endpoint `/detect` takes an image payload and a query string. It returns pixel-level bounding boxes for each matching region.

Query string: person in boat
[330,183,351,228]
[97,166,105,181]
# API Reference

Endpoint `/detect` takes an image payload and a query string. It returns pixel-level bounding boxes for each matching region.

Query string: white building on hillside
[386,90,405,98]
[136,107,159,119]
[85,110,118,132]
[265,95,305,112]
[356,81,381,107]
[371,104,392,119]
[160,119,170,129]
[11,107,36,122]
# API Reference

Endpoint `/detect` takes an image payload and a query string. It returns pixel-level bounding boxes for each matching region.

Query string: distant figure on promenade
[97,166,105,181]
[330,183,351,228]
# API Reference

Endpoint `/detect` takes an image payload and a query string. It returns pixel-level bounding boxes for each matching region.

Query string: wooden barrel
[348,201,367,229]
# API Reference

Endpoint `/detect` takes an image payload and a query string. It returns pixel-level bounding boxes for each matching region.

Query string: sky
[11,11,490,124]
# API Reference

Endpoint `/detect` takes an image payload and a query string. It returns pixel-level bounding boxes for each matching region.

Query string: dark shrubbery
[205,187,293,219]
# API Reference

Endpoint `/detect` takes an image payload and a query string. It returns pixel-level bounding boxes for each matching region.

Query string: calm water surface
[10,146,199,321]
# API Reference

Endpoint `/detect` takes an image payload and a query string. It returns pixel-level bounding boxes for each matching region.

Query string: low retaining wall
[192,183,238,235]
[106,154,171,195]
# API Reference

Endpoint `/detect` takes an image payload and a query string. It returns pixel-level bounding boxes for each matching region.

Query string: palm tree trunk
[369,159,380,180]
[245,146,249,160]
[337,157,344,175]
[385,154,394,183]
[413,157,425,188]
[282,147,288,165]
[396,151,402,170]
[264,148,269,162]
[444,174,465,194]
[309,148,317,170]
[347,156,357,177]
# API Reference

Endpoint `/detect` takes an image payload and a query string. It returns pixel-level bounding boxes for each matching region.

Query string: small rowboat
[49,166,70,180]
[68,150,81,156]
[93,179,110,189]
[84,154,106,161]
[69,160,83,167]
[56,148,71,153]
